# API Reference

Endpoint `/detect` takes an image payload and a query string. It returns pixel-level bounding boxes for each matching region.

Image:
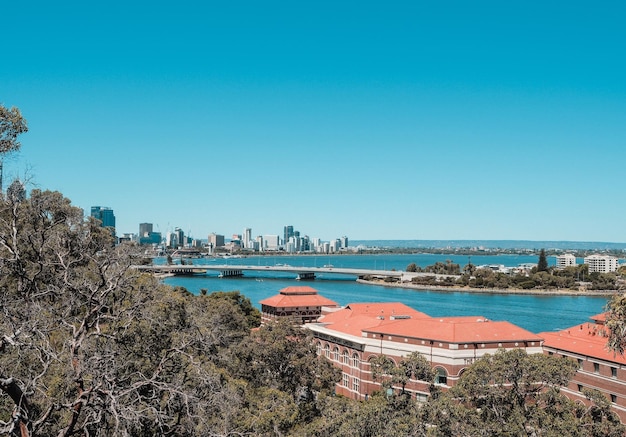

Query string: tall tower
[139,223,153,237]
[91,206,116,237]
[284,225,294,246]
[243,228,252,249]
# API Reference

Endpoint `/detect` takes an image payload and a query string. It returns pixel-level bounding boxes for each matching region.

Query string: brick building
[306,301,543,400]
[259,286,339,325]
[541,313,626,422]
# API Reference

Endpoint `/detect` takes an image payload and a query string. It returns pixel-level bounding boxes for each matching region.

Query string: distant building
[556,254,577,269]
[541,314,626,422]
[243,228,252,250]
[208,233,225,248]
[138,223,161,245]
[139,223,153,237]
[284,225,294,246]
[90,206,116,236]
[173,228,185,248]
[340,236,349,249]
[584,254,618,273]
[259,286,339,325]
[264,235,280,251]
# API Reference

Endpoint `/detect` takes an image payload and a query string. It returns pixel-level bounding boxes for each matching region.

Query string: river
[162,253,612,334]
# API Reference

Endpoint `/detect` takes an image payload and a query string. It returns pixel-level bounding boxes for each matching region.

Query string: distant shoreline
[357,278,621,297]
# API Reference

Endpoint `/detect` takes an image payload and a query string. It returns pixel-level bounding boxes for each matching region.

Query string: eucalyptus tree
[0,105,27,154]
[0,189,250,436]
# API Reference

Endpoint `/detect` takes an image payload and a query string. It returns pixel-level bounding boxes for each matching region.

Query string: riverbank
[357,278,621,297]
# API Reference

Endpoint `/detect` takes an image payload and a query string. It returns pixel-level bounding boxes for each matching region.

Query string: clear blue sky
[2,1,625,242]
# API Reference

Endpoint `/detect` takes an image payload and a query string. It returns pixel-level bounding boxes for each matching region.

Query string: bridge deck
[133,264,459,281]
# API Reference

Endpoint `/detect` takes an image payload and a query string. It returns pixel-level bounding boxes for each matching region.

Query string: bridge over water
[133,264,457,282]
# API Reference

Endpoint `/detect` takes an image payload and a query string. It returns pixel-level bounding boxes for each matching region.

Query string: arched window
[324,344,330,358]
[333,347,339,361]
[316,342,321,356]
[351,353,360,368]
[435,367,448,385]
[342,350,350,365]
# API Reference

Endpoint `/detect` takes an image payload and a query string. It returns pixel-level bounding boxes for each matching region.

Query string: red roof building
[541,313,626,422]
[259,286,339,325]
[306,301,543,401]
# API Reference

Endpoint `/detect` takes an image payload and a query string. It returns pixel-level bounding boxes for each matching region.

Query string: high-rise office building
[284,225,294,246]
[208,233,225,248]
[139,223,153,237]
[243,228,252,249]
[90,206,116,234]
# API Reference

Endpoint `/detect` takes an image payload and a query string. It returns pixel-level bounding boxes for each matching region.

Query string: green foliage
[424,349,624,437]
[606,293,626,355]
[0,104,28,153]
[206,290,262,329]
[538,248,549,272]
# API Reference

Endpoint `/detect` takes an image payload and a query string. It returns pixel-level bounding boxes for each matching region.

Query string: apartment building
[556,253,577,269]
[584,254,619,273]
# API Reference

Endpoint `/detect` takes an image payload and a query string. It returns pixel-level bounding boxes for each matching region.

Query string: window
[316,342,321,356]
[611,394,617,404]
[577,359,583,369]
[352,377,360,392]
[612,367,618,378]
[342,350,349,365]
[324,344,330,358]
[594,363,600,374]
[352,353,360,368]
[333,347,339,361]
[343,373,349,387]
[416,393,428,402]
[578,384,583,392]
[435,367,448,385]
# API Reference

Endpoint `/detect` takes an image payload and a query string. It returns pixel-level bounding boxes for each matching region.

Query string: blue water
[162,253,611,334]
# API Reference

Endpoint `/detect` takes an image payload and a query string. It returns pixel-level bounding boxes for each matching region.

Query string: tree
[0,189,254,436]
[606,293,626,355]
[424,349,624,436]
[538,248,549,272]
[206,290,261,329]
[0,105,28,154]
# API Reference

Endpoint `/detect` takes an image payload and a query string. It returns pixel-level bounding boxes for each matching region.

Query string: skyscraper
[284,225,294,246]
[243,228,252,249]
[139,223,153,237]
[90,206,116,234]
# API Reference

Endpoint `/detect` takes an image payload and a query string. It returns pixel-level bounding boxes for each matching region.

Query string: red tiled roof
[259,286,339,308]
[316,302,429,336]
[317,302,540,344]
[366,317,542,344]
[541,320,626,365]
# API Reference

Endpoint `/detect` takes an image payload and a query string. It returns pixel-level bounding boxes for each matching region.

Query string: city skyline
[2,2,625,242]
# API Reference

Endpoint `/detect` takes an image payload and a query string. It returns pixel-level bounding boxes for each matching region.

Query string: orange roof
[259,286,338,308]
[541,320,626,365]
[590,313,607,324]
[316,302,429,336]
[366,317,542,344]
[316,302,540,344]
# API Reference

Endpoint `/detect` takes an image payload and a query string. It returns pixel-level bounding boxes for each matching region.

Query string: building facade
[541,314,626,422]
[307,302,543,400]
[90,206,116,236]
[259,286,339,325]
[556,253,577,269]
[260,286,542,402]
[584,254,618,273]
[208,233,225,249]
